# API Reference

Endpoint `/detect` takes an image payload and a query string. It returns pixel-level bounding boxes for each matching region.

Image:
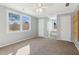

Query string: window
[21,15,31,32]
[7,10,31,33]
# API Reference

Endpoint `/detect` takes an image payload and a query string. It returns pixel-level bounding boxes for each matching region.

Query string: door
[60,15,71,41]
[38,19,45,37]
[73,12,78,41]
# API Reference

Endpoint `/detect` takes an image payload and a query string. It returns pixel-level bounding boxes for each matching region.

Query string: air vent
[66,3,69,7]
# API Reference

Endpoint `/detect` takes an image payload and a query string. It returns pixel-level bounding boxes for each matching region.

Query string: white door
[38,19,45,37]
[60,15,71,41]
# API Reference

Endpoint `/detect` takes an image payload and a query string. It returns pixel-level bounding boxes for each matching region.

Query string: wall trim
[0,36,37,48]
[74,42,79,51]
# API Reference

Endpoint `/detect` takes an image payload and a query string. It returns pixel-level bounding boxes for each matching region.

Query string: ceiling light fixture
[36,3,44,13]
[36,7,43,13]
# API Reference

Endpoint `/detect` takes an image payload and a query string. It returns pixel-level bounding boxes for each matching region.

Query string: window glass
[8,12,20,32]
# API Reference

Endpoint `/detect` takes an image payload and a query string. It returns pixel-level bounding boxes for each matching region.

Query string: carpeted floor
[0,37,79,55]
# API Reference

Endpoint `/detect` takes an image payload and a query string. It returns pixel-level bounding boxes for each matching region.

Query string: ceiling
[0,3,78,18]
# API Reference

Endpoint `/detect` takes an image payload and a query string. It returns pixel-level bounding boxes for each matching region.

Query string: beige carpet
[0,37,79,55]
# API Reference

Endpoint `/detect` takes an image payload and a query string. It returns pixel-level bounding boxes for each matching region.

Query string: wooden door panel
[73,12,78,41]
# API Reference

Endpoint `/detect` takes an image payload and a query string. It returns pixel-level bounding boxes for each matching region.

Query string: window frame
[6,10,31,33]
[21,14,31,32]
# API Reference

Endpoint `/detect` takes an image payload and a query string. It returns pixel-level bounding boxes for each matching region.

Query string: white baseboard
[0,36,37,48]
[74,42,79,51]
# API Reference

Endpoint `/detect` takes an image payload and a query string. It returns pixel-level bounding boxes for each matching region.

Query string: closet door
[60,15,71,41]
[38,19,45,37]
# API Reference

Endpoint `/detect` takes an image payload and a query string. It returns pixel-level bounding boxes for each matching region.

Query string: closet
[60,15,71,41]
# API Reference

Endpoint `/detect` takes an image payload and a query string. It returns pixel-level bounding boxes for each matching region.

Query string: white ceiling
[0,3,78,18]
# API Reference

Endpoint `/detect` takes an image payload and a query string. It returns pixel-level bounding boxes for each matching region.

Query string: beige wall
[0,6,38,47]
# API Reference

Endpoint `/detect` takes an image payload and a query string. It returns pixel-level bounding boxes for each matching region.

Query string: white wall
[38,14,72,42]
[0,6,38,47]
[74,4,79,11]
